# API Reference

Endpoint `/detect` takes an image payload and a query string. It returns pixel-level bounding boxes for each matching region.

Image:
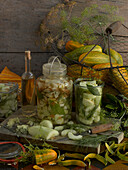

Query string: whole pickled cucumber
[79,51,117,67]
[63,45,102,64]
[105,48,123,66]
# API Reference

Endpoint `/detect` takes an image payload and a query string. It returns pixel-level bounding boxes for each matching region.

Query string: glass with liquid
[21,51,36,115]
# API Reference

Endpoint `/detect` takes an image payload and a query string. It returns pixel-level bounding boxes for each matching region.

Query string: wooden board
[0,109,124,154]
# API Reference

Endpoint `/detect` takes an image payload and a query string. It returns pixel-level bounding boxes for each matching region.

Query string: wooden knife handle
[106,21,122,34]
[90,123,113,134]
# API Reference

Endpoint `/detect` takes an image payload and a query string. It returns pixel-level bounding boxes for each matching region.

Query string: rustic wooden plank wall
[0,0,128,78]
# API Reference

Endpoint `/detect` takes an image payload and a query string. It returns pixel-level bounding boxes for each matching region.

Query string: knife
[86,123,113,134]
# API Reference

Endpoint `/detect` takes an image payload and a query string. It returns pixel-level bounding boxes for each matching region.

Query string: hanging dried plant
[39,1,76,51]
[39,1,123,51]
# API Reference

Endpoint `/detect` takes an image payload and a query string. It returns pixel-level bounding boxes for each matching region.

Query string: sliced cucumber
[54,114,64,125]
[94,116,100,123]
[95,106,101,113]
[94,96,101,106]
[86,80,97,86]
[83,98,94,107]
[85,105,95,112]
[28,126,59,140]
[95,86,102,95]
[83,93,95,100]
[54,125,64,131]
[84,111,90,116]
[92,106,101,118]
[61,129,77,137]
[68,132,83,140]
[79,81,87,87]
[79,116,93,125]
[40,120,53,129]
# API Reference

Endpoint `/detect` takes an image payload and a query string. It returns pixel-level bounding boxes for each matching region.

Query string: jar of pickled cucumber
[74,78,104,125]
[36,56,73,125]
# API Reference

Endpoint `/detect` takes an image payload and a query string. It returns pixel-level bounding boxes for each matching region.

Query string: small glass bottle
[36,56,73,125]
[21,51,36,115]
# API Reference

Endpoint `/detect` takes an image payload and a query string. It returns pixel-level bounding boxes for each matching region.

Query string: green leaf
[118,100,124,110]
[87,85,100,96]
[105,104,118,110]
[123,119,128,127]
[36,89,43,100]
[49,101,65,115]
[118,110,126,119]
[106,94,118,104]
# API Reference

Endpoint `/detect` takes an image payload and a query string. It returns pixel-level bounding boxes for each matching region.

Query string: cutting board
[0,109,124,154]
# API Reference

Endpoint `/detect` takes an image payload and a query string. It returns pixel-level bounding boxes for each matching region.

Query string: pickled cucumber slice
[86,80,97,86]
[83,93,96,100]
[79,81,87,87]
[85,105,95,112]
[95,106,101,113]
[94,96,101,106]
[92,106,101,118]
[82,98,94,107]
[94,115,100,123]
[79,116,93,125]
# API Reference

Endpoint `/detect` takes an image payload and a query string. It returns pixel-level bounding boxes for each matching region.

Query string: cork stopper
[25,50,31,60]
[25,51,31,72]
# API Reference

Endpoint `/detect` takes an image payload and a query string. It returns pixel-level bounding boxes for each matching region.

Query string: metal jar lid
[42,56,67,76]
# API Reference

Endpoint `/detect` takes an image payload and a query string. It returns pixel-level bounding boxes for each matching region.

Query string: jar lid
[42,56,67,76]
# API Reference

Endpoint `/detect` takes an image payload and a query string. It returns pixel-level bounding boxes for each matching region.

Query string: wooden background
[0,0,128,78]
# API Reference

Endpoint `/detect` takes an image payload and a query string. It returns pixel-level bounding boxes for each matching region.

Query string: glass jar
[74,78,104,125]
[0,82,18,118]
[36,56,73,125]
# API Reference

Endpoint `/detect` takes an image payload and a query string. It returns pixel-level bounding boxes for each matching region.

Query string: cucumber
[85,105,95,112]
[83,93,96,100]
[94,96,102,106]
[79,81,87,87]
[86,80,97,86]
[64,45,102,64]
[79,51,117,66]
[40,120,53,129]
[28,126,59,140]
[94,116,100,123]
[82,98,94,107]
[68,132,83,140]
[79,116,93,125]
[105,48,123,65]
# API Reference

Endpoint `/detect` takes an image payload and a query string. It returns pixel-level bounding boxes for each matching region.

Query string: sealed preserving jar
[0,82,18,118]
[74,78,104,125]
[36,56,73,125]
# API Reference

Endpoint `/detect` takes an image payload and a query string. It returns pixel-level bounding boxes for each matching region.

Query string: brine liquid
[21,78,36,114]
